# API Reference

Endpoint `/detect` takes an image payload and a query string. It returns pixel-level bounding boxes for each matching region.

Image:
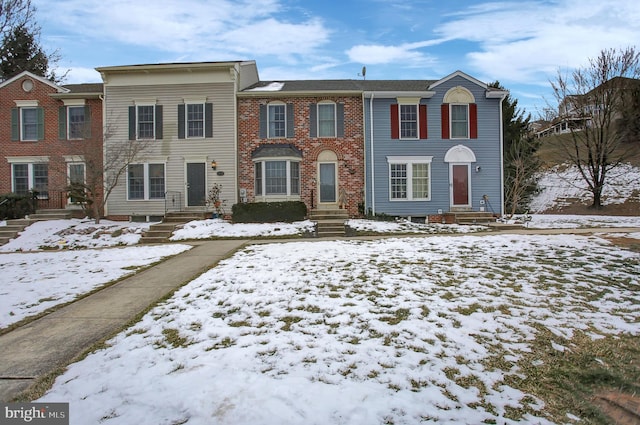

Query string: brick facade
[0,72,103,212]
[238,95,365,217]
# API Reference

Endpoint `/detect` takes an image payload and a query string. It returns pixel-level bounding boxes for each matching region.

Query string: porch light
[211,160,217,170]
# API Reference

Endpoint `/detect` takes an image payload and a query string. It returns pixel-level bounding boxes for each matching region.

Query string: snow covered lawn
[38,233,640,425]
[0,244,192,328]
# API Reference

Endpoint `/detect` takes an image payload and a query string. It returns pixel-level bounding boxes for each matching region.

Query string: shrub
[0,192,37,220]
[232,201,307,223]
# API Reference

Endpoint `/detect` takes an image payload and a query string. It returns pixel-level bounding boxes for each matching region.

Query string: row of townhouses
[0,61,507,222]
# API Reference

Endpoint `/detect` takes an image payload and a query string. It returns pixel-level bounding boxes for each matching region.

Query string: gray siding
[104,83,237,217]
[365,75,504,217]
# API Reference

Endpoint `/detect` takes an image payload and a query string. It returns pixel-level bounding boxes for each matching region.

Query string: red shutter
[470,103,478,139]
[390,104,399,139]
[419,105,427,139]
[441,104,449,139]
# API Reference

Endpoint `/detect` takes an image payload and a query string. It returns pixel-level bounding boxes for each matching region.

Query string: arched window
[441,86,477,140]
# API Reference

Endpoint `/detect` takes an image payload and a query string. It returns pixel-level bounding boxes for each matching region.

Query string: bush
[232,201,307,223]
[0,192,37,220]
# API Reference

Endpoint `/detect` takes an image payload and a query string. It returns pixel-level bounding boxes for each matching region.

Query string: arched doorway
[317,150,338,209]
[444,145,476,210]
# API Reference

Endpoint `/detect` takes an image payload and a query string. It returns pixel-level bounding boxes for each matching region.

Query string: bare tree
[67,115,152,224]
[0,0,35,37]
[550,47,640,209]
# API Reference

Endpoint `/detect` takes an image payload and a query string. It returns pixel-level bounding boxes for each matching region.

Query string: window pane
[390,164,407,199]
[265,161,286,194]
[137,106,155,139]
[255,162,262,196]
[412,163,429,199]
[290,161,300,195]
[13,164,29,194]
[149,164,165,199]
[33,164,49,197]
[68,106,86,139]
[318,104,335,137]
[128,164,144,199]
[400,105,417,138]
[22,108,38,140]
[268,105,285,138]
[187,104,204,138]
[451,105,468,138]
[68,164,85,203]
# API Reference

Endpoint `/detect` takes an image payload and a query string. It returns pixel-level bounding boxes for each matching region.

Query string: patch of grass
[280,315,303,331]
[160,328,190,348]
[380,308,411,325]
[455,302,482,316]
[506,326,640,423]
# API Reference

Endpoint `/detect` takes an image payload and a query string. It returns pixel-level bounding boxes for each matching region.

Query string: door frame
[316,150,338,209]
[185,162,207,207]
[449,163,471,209]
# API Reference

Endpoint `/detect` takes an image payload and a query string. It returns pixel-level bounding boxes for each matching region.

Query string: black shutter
[58,106,67,139]
[286,103,294,138]
[259,104,267,138]
[336,103,344,137]
[128,106,136,140]
[205,103,213,138]
[155,105,163,139]
[178,104,185,139]
[309,103,317,137]
[84,105,92,139]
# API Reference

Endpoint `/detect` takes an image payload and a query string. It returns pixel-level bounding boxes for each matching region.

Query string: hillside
[531,134,640,215]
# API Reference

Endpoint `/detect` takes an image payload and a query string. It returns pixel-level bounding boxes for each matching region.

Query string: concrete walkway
[1,226,639,402]
[0,239,249,402]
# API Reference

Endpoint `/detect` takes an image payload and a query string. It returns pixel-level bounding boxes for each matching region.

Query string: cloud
[346,42,440,67]
[37,0,328,60]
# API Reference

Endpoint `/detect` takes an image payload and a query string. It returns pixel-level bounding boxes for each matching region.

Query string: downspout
[369,92,375,215]
[99,93,107,218]
[499,93,506,216]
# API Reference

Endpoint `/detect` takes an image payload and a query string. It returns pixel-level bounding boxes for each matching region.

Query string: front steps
[309,209,349,237]
[444,211,497,225]
[140,211,209,244]
[0,209,74,246]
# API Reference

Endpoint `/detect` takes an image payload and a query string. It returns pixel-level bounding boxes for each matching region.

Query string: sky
[32,0,640,116]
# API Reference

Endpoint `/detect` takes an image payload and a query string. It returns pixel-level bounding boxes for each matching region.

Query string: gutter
[369,92,375,215]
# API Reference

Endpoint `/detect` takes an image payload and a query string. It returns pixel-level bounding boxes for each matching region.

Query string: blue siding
[364,74,504,217]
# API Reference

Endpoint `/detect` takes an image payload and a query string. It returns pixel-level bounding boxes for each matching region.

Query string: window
[127,163,165,200]
[451,104,468,139]
[12,163,48,197]
[11,107,44,141]
[387,157,432,201]
[68,106,87,139]
[187,104,204,138]
[137,105,155,139]
[178,103,212,139]
[390,104,427,139]
[254,160,300,197]
[400,105,418,139]
[68,163,86,203]
[318,103,336,137]
[269,104,286,138]
[128,105,163,140]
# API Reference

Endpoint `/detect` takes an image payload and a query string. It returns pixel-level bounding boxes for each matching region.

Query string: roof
[61,83,103,93]
[240,79,437,96]
[96,60,254,73]
[0,70,68,92]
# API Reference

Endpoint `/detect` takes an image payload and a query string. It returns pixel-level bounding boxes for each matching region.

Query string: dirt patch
[543,198,640,216]
[593,392,640,425]
[602,235,640,252]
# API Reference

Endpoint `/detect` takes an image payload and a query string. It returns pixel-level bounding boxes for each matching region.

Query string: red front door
[452,164,469,206]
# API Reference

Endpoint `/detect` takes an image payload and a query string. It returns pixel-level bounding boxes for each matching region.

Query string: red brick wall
[0,75,103,210]
[238,95,364,217]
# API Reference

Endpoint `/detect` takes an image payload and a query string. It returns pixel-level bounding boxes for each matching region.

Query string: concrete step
[139,236,172,244]
[29,209,73,221]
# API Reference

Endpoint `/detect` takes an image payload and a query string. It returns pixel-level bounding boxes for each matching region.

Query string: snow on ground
[530,163,640,212]
[37,233,640,425]
[0,244,192,328]
[171,219,317,239]
[0,219,155,251]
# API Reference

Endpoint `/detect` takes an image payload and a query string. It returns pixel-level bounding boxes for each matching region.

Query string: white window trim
[387,156,433,201]
[127,163,166,201]
[253,157,301,199]
[185,102,205,139]
[67,105,86,140]
[398,103,420,140]
[11,162,48,196]
[20,106,39,141]
[267,102,286,139]
[135,104,156,141]
[317,101,337,138]
[450,103,470,140]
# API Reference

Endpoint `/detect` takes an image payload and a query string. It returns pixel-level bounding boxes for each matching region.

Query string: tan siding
[104,82,237,218]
